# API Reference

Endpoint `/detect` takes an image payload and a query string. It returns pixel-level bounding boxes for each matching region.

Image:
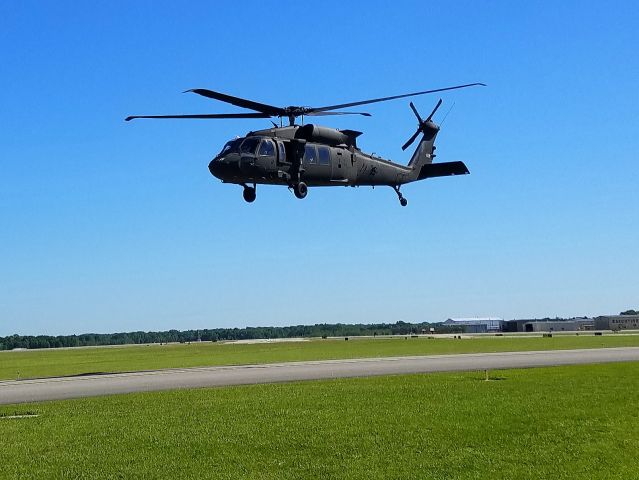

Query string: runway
[2,347,638,405]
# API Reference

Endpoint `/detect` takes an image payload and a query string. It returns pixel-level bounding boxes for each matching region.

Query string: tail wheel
[294,182,308,199]
[392,185,408,206]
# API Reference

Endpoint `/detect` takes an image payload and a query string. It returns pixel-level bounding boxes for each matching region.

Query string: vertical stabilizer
[407,122,439,171]
[401,100,443,178]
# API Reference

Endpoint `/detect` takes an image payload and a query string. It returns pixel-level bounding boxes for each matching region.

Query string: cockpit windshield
[219,138,242,156]
[240,137,261,155]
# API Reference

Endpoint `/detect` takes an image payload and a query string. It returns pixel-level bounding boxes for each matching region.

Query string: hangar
[503,318,594,333]
[594,315,639,331]
[442,318,504,333]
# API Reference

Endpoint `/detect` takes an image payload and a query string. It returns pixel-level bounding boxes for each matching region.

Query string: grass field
[2,334,639,380]
[1,362,637,479]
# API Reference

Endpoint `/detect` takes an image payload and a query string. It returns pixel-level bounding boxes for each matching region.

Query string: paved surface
[2,347,638,405]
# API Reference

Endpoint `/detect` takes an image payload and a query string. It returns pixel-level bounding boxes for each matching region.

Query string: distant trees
[620,309,638,315]
[0,321,463,351]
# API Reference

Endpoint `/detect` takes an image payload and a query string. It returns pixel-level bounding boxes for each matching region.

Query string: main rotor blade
[125,113,271,121]
[402,129,421,151]
[305,111,372,117]
[306,83,486,114]
[185,89,283,116]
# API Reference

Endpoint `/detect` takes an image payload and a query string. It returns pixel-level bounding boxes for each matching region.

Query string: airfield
[2,347,639,405]
[2,334,638,478]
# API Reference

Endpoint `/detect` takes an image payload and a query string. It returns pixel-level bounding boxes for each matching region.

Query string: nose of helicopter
[209,157,237,180]
[208,158,222,178]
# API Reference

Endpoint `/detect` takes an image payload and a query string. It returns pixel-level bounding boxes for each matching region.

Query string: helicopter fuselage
[209,124,414,189]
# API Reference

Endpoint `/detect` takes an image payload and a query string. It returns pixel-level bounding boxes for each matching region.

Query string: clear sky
[1,1,638,336]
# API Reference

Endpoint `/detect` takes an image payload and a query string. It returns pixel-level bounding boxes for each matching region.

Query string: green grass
[2,334,639,380]
[1,362,638,479]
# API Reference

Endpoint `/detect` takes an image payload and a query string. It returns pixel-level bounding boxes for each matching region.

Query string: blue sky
[1,1,637,336]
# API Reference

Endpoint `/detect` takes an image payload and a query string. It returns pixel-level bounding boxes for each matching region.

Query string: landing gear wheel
[400,197,408,207]
[293,182,308,199]
[243,186,256,203]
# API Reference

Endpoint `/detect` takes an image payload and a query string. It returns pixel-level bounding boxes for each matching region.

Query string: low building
[594,315,639,331]
[442,318,504,333]
[503,318,594,333]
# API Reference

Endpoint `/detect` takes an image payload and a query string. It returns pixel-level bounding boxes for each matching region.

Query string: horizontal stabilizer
[418,161,469,180]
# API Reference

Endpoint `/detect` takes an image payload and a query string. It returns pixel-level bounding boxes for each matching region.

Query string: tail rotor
[401,99,443,151]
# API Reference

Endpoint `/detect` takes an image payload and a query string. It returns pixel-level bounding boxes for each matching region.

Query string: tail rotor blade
[402,129,421,151]
[425,99,443,123]
[409,102,423,124]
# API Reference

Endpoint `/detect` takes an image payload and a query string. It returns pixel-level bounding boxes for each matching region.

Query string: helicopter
[125,83,484,206]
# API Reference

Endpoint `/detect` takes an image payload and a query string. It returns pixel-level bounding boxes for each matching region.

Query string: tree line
[0,321,461,351]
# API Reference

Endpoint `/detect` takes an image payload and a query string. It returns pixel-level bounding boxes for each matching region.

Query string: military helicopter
[125,83,484,206]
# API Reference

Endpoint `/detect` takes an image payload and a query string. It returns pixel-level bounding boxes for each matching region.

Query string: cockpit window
[258,139,275,157]
[240,137,260,154]
[219,139,241,155]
